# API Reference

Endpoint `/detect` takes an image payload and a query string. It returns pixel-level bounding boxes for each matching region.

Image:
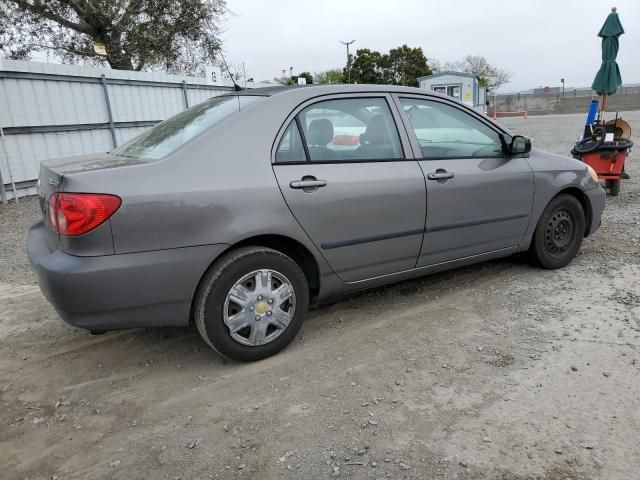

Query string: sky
[221,0,640,92]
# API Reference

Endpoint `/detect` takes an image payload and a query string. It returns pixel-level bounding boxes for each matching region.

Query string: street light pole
[340,40,355,84]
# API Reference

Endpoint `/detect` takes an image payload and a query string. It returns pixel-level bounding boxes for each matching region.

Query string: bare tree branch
[443,55,512,91]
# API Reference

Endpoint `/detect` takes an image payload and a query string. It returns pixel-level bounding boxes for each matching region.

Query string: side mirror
[509,135,531,154]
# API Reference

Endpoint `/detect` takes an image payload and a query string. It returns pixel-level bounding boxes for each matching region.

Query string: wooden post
[599,95,608,120]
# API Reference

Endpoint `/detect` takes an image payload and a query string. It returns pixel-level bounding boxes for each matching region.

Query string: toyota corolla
[27,85,605,361]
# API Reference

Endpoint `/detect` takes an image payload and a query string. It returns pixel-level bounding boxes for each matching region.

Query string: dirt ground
[1,111,639,480]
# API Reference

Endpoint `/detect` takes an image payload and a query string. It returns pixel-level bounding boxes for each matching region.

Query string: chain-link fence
[490,84,640,116]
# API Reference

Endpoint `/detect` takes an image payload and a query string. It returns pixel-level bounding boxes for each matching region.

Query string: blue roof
[417,71,479,82]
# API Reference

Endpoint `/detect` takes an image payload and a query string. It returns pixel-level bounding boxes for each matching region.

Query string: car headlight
[586,165,599,183]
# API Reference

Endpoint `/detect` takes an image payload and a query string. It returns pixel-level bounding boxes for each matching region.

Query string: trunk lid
[42,153,145,175]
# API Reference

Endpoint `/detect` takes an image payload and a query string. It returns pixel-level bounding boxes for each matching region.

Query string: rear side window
[113,95,262,160]
[296,98,403,162]
[275,121,306,163]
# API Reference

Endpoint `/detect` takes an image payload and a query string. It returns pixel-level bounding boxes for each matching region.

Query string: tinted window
[298,98,403,162]
[400,98,504,159]
[113,95,262,160]
[275,121,306,163]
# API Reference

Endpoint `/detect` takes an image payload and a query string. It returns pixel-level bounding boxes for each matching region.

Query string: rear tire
[528,194,585,269]
[194,247,309,362]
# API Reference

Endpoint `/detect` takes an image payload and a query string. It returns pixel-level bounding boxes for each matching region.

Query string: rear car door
[395,95,534,267]
[272,94,426,282]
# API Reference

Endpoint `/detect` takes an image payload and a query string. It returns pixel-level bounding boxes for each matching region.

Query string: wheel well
[556,187,592,236]
[230,234,321,300]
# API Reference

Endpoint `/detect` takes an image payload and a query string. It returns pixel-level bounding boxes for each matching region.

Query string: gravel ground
[0,196,39,285]
[1,111,639,480]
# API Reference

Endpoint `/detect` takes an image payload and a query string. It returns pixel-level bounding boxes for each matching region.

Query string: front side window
[297,98,403,162]
[400,97,504,159]
[113,95,262,161]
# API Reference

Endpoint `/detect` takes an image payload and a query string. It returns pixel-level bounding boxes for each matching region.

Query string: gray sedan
[27,85,605,361]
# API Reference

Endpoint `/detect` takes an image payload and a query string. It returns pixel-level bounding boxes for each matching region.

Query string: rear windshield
[112,95,262,160]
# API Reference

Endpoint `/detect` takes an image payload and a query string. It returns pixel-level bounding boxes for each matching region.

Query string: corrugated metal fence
[0,60,269,202]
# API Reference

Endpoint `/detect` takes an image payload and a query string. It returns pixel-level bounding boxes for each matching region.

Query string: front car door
[272,94,426,282]
[395,95,534,267]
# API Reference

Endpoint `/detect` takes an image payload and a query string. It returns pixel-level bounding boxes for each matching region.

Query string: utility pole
[560,78,565,103]
[340,40,355,84]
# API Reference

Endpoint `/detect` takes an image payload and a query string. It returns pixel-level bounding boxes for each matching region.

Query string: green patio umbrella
[592,7,624,114]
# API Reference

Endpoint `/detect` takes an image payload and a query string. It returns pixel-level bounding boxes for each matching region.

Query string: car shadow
[78,254,532,368]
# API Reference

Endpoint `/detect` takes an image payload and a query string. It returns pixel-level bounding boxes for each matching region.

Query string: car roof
[230,84,441,98]
[230,85,302,96]
[223,84,509,135]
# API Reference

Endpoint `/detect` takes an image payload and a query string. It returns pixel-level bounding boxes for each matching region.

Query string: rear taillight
[49,193,121,236]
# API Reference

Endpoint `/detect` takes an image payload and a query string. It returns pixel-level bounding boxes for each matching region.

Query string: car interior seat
[307,119,336,160]
[358,115,396,159]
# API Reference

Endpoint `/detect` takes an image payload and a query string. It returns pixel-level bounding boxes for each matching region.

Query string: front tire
[528,194,585,269]
[194,247,309,362]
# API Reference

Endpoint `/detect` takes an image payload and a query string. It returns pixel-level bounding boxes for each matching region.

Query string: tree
[444,55,511,91]
[347,45,432,86]
[348,48,387,84]
[222,62,244,84]
[1,0,228,74]
[426,57,442,74]
[0,2,30,59]
[297,71,313,84]
[386,45,431,86]
[315,69,343,84]
[273,75,292,85]
[274,71,313,85]
[0,5,9,55]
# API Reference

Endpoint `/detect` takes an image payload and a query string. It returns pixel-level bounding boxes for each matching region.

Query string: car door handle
[289,179,327,189]
[427,170,455,181]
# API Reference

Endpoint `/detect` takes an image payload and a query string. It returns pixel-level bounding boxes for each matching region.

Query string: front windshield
[113,95,262,160]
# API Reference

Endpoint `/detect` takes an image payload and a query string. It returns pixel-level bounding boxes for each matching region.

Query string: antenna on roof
[219,53,244,91]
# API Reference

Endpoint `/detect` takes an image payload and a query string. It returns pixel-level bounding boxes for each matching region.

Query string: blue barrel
[585,99,599,126]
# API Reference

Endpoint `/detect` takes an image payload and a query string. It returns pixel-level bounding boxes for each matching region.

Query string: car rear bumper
[27,220,228,330]
[585,185,606,236]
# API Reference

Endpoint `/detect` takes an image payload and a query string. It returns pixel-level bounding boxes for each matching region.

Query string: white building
[417,71,487,112]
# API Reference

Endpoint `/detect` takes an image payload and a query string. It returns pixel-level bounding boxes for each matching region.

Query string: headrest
[307,119,334,146]
[362,115,389,145]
